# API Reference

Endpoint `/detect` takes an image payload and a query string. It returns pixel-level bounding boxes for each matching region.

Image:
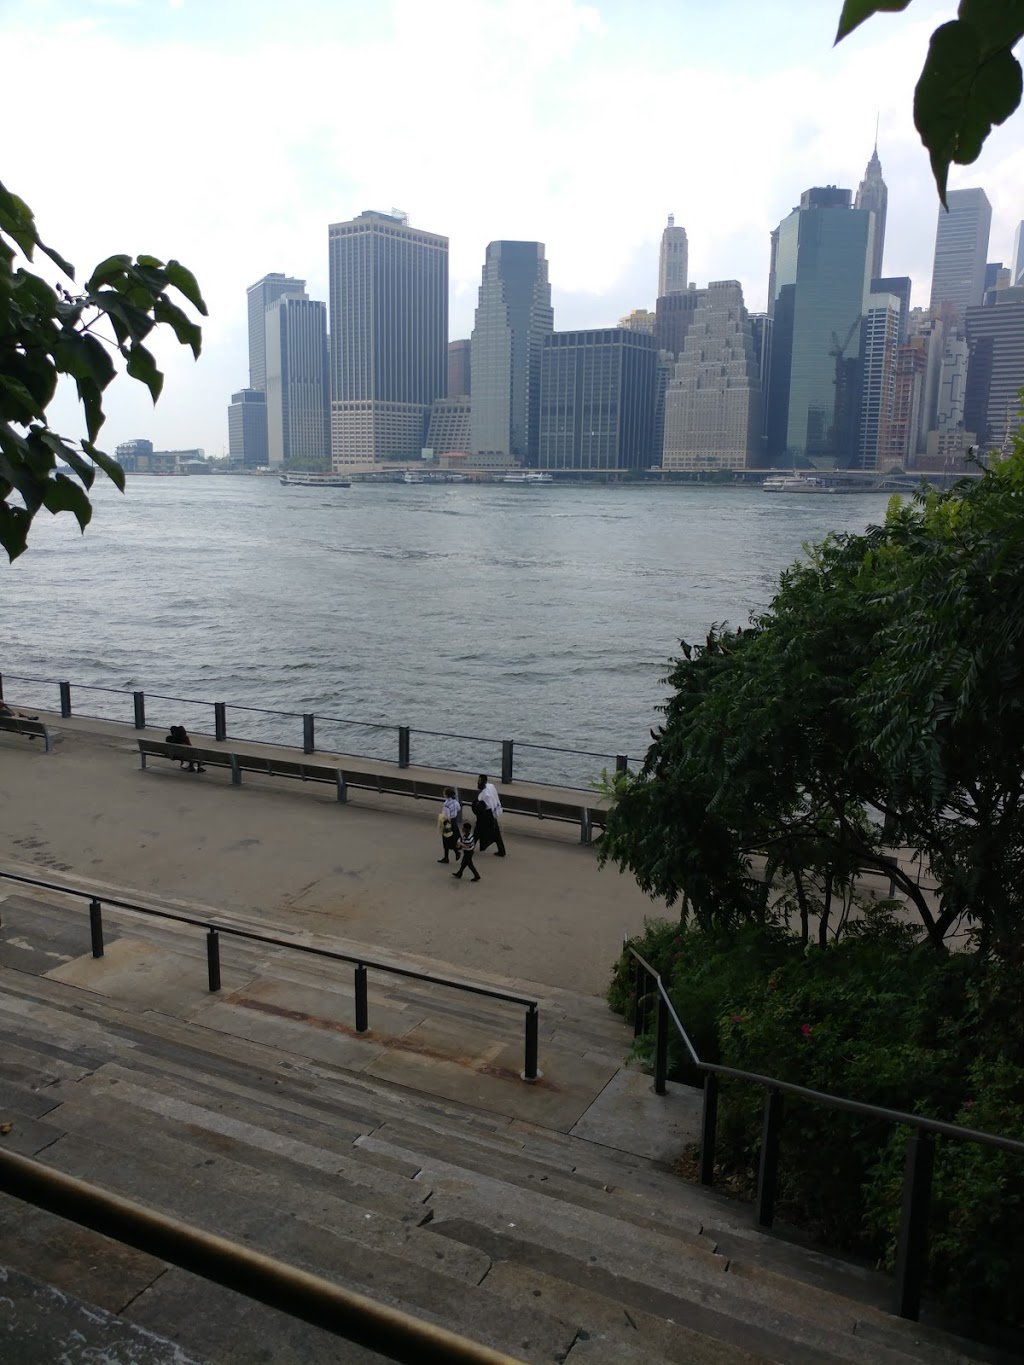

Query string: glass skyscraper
[929,188,992,321]
[767,187,873,466]
[470,241,552,462]
[538,329,657,471]
[265,295,330,466]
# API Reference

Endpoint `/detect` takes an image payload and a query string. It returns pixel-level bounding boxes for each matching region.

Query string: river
[2,476,894,786]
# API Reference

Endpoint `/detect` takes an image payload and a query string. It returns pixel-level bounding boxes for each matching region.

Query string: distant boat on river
[501,471,554,485]
[279,471,351,487]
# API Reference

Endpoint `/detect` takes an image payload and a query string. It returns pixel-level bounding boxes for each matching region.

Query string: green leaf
[85,254,133,292]
[125,341,163,403]
[153,296,203,358]
[83,442,127,492]
[41,471,92,531]
[958,0,1024,56]
[835,0,913,43]
[0,500,30,561]
[0,181,41,258]
[164,259,208,315]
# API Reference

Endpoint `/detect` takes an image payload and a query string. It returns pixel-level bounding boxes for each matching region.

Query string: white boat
[762,475,834,493]
[403,470,428,483]
[279,471,351,487]
[501,471,554,485]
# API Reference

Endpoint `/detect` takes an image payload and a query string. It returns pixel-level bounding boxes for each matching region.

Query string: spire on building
[855,132,888,282]
[659,214,688,299]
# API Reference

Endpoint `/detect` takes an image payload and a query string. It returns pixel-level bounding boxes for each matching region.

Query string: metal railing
[0,868,542,1082]
[627,947,1024,1323]
[0,671,628,790]
[0,1147,522,1365]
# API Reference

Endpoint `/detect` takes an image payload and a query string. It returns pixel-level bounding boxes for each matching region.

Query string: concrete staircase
[0,889,1013,1364]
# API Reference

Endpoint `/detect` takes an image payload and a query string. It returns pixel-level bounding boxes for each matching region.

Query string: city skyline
[3,0,1022,456]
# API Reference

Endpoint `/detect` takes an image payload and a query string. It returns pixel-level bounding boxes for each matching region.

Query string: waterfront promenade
[0,716,659,997]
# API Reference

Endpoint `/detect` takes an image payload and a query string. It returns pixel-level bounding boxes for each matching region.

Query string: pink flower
[800,1023,812,1038]
[962,1100,974,1109]
[731,1014,743,1023]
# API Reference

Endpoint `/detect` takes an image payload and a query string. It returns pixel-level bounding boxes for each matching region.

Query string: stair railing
[627,946,1024,1323]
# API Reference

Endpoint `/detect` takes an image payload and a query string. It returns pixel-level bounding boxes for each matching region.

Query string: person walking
[437,786,462,864]
[452,822,481,882]
[476,774,506,856]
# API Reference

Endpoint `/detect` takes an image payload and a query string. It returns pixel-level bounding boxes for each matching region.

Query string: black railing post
[397,726,410,768]
[133,691,146,730]
[501,739,514,784]
[615,754,628,775]
[700,1072,719,1186]
[894,1130,935,1320]
[654,995,669,1095]
[88,899,104,958]
[354,964,368,1033]
[206,929,221,992]
[213,702,227,743]
[59,681,72,718]
[756,1088,784,1228]
[0,672,4,700]
[633,967,648,1039]
[303,713,315,755]
[522,1005,540,1082]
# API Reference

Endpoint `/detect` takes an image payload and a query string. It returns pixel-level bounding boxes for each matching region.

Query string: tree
[836,2,1024,201]
[601,429,1024,963]
[0,182,206,562]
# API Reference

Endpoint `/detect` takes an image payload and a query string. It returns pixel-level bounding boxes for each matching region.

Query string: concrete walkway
[0,717,663,997]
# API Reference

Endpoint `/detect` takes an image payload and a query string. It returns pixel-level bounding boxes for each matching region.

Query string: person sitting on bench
[166,724,205,773]
[0,699,41,738]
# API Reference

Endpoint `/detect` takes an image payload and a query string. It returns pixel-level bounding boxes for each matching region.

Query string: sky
[3,0,1023,457]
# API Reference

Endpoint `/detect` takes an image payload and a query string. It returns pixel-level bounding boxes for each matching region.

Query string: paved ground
[0,718,663,997]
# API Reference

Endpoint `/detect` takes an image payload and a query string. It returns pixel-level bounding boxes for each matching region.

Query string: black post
[88,899,104,958]
[893,1131,935,1320]
[634,968,650,1039]
[215,702,228,743]
[133,691,146,730]
[522,1005,540,1082]
[397,726,410,769]
[654,995,669,1095]
[501,739,514,784]
[206,929,221,993]
[700,1072,719,1186]
[0,673,4,700]
[59,681,72,718]
[756,1088,784,1228]
[354,964,368,1034]
[615,754,628,775]
[303,713,315,755]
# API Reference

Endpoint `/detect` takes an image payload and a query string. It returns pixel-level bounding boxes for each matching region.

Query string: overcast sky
[4,0,1023,457]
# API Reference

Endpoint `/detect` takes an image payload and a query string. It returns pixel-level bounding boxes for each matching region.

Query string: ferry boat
[279,471,351,487]
[501,471,554,485]
[762,475,833,493]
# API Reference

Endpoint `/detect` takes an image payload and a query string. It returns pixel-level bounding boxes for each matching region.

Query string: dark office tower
[654,288,702,358]
[470,241,553,462]
[538,329,656,472]
[929,188,991,320]
[328,210,448,465]
[265,295,330,465]
[766,187,873,466]
[855,140,888,281]
[228,389,269,467]
[659,215,689,296]
[448,339,471,398]
[872,276,912,344]
[247,273,306,391]
[965,288,1024,452]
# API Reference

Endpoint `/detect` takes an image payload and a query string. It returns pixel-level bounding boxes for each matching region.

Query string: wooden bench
[137,739,606,842]
[0,714,54,752]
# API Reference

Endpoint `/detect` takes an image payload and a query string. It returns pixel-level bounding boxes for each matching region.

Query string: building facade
[654,288,702,359]
[470,240,553,462]
[658,215,688,297]
[447,339,471,398]
[425,398,471,456]
[264,295,330,466]
[767,187,873,466]
[965,289,1024,452]
[538,329,657,472]
[617,308,657,334]
[228,389,269,467]
[247,274,306,391]
[328,210,448,465]
[929,188,992,321]
[872,275,912,344]
[857,293,901,471]
[662,280,764,472]
[1013,221,1024,287]
[855,142,888,282]
[879,340,928,469]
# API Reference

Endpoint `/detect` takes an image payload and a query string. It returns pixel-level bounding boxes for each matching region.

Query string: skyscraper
[661,281,764,472]
[767,187,873,466]
[538,329,656,471]
[231,273,306,466]
[855,140,888,282]
[929,188,992,320]
[264,294,330,466]
[328,210,448,465]
[658,215,688,297]
[247,273,306,391]
[447,339,471,398]
[1013,221,1024,287]
[858,293,901,471]
[965,288,1024,451]
[470,241,553,462]
[228,389,268,467]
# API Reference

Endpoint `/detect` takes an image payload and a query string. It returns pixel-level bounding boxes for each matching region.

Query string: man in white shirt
[476,774,506,857]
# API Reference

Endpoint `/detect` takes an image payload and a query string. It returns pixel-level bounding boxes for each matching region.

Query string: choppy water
[2,476,893,786]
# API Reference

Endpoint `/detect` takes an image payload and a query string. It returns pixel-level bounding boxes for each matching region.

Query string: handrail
[0,869,541,1081]
[626,944,1024,1322]
[0,1147,522,1365]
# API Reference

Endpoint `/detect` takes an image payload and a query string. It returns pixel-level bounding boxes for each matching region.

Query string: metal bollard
[303,713,315,755]
[354,963,368,1033]
[215,702,227,743]
[522,1005,541,1082]
[894,1130,935,1320]
[59,681,72,718]
[501,739,514,784]
[615,754,628,775]
[0,672,5,700]
[700,1072,719,1186]
[397,726,410,769]
[133,691,146,730]
[88,899,104,958]
[206,928,221,992]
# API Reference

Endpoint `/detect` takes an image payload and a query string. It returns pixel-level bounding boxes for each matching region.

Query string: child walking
[452,822,481,882]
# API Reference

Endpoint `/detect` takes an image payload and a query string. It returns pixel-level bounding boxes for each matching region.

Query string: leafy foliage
[836,2,1024,200]
[0,182,207,561]
[601,433,1024,964]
